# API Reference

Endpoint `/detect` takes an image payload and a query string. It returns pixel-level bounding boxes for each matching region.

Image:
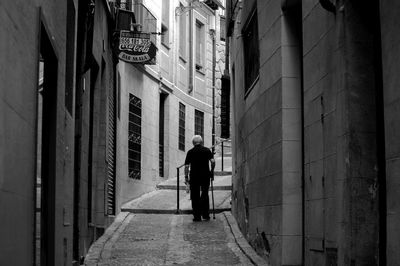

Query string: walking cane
[211,169,215,219]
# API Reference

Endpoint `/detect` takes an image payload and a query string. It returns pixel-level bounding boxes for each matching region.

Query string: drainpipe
[210,28,216,152]
[188,2,194,94]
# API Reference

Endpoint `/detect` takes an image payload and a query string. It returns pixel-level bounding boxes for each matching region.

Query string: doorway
[159,93,167,177]
[35,22,58,266]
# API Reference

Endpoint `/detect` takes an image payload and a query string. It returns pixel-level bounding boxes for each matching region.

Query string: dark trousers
[190,179,210,219]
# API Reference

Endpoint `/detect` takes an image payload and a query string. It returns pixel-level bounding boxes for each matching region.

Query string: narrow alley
[84,149,266,265]
[3,0,400,265]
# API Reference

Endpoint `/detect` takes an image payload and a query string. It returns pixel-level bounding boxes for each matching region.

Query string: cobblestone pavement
[96,213,253,266]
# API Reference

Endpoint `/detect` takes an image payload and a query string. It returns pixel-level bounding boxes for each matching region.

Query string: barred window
[179,103,186,151]
[242,8,260,93]
[194,110,204,139]
[128,94,142,179]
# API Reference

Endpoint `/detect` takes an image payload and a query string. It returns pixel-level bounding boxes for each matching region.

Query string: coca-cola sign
[116,31,157,64]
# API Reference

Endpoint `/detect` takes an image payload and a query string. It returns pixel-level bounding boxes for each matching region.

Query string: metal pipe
[221,141,224,172]
[176,167,180,214]
[210,29,216,154]
[188,1,194,93]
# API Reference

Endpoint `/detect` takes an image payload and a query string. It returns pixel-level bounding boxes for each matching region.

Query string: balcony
[204,0,224,10]
[111,0,157,44]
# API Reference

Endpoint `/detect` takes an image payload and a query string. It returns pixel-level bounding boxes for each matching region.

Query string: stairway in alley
[121,140,233,215]
[83,140,272,266]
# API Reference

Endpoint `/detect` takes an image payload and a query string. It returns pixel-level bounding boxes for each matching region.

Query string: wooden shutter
[107,83,117,215]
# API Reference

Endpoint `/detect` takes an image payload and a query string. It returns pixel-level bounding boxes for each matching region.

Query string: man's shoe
[193,217,201,222]
[202,216,210,221]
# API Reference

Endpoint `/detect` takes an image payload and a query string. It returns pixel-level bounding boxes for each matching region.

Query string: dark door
[35,23,58,266]
[159,93,167,177]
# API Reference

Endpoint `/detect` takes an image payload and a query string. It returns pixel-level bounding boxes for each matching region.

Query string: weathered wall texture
[230,0,384,265]
[230,0,302,265]
[380,0,400,264]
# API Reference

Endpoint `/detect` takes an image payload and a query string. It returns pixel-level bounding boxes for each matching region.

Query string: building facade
[115,0,226,203]
[227,0,400,265]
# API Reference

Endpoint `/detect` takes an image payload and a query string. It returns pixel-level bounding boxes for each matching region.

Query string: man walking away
[184,135,215,222]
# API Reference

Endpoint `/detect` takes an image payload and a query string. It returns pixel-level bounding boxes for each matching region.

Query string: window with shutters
[161,0,170,47]
[242,8,260,94]
[128,94,142,180]
[179,103,186,151]
[179,4,187,59]
[194,109,204,139]
[195,20,205,70]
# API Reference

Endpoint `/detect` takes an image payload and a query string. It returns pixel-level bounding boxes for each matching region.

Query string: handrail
[209,138,230,151]
[210,138,231,172]
[175,164,187,214]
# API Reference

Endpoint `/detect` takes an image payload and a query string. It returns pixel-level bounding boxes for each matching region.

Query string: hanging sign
[116,31,157,64]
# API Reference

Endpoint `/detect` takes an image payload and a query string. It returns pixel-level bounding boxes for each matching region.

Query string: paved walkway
[88,213,263,266]
[85,154,268,265]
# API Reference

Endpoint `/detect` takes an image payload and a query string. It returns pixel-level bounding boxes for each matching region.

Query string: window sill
[244,75,260,99]
[179,55,187,63]
[161,42,170,50]
[195,64,205,75]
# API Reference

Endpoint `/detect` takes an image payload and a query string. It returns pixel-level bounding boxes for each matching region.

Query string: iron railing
[176,163,186,214]
[210,138,230,172]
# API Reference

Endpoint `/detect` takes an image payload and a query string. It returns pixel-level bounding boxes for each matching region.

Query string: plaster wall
[303,1,380,264]
[302,2,337,265]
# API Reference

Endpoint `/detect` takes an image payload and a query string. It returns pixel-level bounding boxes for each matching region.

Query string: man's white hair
[192,135,203,146]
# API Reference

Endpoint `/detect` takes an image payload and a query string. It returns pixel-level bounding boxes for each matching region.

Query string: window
[179,103,186,151]
[242,8,260,93]
[128,94,142,179]
[194,110,204,139]
[220,16,226,41]
[179,5,186,58]
[161,0,169,47]
[195,20,204,70]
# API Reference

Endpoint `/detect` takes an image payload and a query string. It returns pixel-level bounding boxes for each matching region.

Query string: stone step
[156,184,232,191]
[214,171,232,176]
[120,208,231,214]
[121,189,231,215]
